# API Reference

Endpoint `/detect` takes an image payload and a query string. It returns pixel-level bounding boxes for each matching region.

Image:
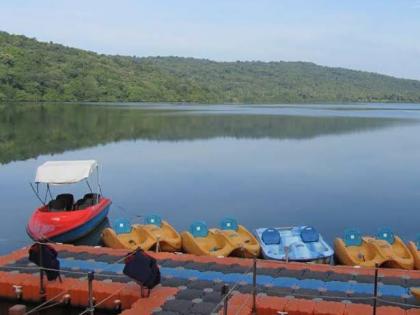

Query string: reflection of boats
[334,228,414,269]
[407,236,420,270]
[26,160,111,243]
[181,221,233,257]
[102,215,182,252]
[218,218,260,258]
[255,226,333,263]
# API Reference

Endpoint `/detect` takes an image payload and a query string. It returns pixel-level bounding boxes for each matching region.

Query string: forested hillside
[1,31,420,103]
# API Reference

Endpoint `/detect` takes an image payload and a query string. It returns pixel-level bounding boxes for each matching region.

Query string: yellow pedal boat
[407,236,420,270]
[102,218,156,251]
[334,228,414,270]
[411,287,420,301]
[102,215,181,252]
[133,215,182,252]
[181,221,234,257]
[218,218,260,258]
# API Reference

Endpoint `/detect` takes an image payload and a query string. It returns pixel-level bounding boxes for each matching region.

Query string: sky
[1,0,420,79]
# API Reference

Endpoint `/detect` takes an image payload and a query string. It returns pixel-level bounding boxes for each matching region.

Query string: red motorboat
[27,160,111,243]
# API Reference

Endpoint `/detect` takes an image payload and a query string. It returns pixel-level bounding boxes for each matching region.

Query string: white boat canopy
[35,160,98,185]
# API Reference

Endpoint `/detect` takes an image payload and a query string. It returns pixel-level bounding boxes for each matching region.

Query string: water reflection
[0,103,411,165]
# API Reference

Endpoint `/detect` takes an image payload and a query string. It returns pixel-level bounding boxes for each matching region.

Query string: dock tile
[344,303,372,315]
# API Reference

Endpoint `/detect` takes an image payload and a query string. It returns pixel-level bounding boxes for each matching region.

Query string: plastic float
[103,215,182,252]
[132,215,182,252]
[408,234,420,270]
[334,228,414,269]
[27,160,111,243]
[102,218,157,251]
[218,218,260,258]
[412,287,420,301]
[181,221,233,257]
[255,225,334,263]
[334,228,384,268]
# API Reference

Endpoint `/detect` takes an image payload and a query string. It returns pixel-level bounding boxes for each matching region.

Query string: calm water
[1,102,420,255]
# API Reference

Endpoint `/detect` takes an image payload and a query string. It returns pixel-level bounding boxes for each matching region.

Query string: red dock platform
[0,244,419,314]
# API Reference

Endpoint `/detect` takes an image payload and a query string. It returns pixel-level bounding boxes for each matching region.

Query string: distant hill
[1,31,420,103]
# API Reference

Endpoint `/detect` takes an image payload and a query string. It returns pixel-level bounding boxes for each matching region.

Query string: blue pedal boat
[255,226,334,263]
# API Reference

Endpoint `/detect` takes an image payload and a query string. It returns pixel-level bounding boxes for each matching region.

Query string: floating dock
[0,244,420,314]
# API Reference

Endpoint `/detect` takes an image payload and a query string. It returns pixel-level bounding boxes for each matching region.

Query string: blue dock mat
[58,258,411,298]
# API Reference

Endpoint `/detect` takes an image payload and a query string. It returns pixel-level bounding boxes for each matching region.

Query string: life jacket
[123,249,160,296]
[28,243,61,281]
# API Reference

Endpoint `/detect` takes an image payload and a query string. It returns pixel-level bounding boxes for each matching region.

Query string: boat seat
[261,228,281,245]
[145,215,162,227]
[84,193,100,204]
[376,227,395,244]
[343,228,362,247]
[301,226,319,243]
[76,198,95,210]
[48,199,66,212]
[189,221,209,238]
[74,198,85,209]
[56,193,74,211]
[220,218,238,231]
[113,218,132,234]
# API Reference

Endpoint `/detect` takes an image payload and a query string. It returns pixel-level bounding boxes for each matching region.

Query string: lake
[1,102,420,255]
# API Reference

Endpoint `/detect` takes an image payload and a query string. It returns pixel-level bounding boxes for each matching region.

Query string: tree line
[1,31,420,103]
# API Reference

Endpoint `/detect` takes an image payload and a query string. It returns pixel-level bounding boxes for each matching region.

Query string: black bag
[28,243,61,281]
[123,249,160,295]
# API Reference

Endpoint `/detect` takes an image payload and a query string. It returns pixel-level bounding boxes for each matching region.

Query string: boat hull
[408,241,420,270]
[27,198,111,243]
[334,236,414,270]
[255,226,334,263]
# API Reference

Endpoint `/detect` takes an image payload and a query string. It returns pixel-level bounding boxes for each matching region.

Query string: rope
[0,264,88,276]
[234,292,252,315]
[376,297,420,308]
[111,203,145,224]
[290,291,374,301]
[24,290,69,315]
[77,282,131,315]
[209,264,254,314]
[27,300,63,314]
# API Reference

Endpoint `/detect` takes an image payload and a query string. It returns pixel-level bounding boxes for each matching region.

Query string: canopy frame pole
[43,184,53,204]
[30,183,46,206]
[47,184,53,201]
[96,165,103,198]
[85,179,93,194]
